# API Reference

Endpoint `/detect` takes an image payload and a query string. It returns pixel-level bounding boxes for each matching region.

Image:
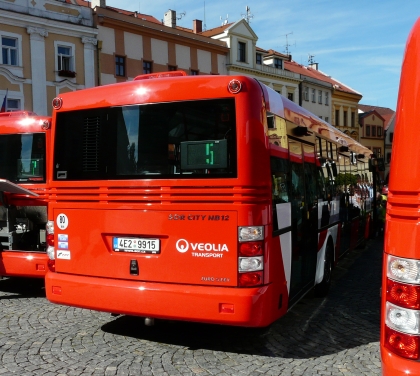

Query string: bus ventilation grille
[82,116,100,172]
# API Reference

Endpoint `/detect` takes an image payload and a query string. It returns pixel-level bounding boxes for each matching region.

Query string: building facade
[284,60,333,122]
[359,104,396,182]
[91,4,229,85]
[202,20,301,102]
[0,0,97,115]
[358,109,385,157]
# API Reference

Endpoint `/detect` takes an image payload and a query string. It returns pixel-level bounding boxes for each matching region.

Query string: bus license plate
[113,237,160,254]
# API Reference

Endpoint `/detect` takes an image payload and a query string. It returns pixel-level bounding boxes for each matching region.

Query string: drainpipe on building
[96,40,102,86]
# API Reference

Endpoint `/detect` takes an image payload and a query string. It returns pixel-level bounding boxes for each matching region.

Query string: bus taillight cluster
[238,226,264,287]
[46,220,55,272]
[385,255,420,359]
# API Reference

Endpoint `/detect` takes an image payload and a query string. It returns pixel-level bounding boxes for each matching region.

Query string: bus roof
[0,114,51,134]
[260,83,372,159]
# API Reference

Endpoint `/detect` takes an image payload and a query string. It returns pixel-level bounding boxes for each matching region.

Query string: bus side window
[271,156,290,232]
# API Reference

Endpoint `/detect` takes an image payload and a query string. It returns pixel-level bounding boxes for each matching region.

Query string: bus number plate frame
[113,237,160,254]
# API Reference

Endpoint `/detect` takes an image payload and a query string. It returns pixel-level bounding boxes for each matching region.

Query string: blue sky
[105,0,420,111]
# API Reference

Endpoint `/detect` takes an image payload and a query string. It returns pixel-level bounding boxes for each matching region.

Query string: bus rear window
[0,133,46,183]
[54,99,237,180]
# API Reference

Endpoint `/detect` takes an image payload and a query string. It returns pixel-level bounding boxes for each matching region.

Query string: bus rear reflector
[387,278,420,309]
[52,286,62,295]
[385,325,420,359]
[239,271,263,287]
[219,303,234,313]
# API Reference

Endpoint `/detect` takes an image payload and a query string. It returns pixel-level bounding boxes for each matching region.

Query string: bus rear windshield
[0,133,46,183]
[54,99,237,180]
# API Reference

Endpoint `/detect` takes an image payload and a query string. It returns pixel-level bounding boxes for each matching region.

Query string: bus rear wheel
[314,241,334,297]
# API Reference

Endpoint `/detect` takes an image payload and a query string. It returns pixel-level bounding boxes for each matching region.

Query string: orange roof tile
[284,60,360,96]
[200,23,234,37]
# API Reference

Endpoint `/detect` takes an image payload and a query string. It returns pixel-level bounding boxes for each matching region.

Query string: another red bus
[45,72,372,327]
[0,111,51,278]
[381,17,420,373]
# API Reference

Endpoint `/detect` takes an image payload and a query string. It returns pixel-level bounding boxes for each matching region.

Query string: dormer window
[274,58,282,69]
[256,53,262,65]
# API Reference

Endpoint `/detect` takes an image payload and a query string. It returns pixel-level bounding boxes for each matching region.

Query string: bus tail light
[238,226,264,287]
[46,220,55,271]
[385,255,420,359]
[239,271,263,287]
[384,325,420,360]
[387,278,420,309]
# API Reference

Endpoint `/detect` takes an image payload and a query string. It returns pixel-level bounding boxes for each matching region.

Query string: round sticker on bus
[57,213,69,230]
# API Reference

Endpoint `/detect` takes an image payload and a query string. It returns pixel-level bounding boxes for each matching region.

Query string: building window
[168,65,177,71]
[238,42,246,62]
[325,117,329,123]
[335,110,339,126]
[319,116,323,120]
[115,55,125,77]
[304,86,309,101]
[312,89,316,102]
[1,37,18,66]
[343,111,348,127]
[389,132,394,142]
[318,90,322,104]
[325,92,329,105]
[3,98,20,112]
[57,45,73,72]
[366,125,370,136]
[351,112,355,127]
[387,152,392,163]
[190,69,199,75]
[372,126,377,137]
[288,92,294,102]
[274,58,282,69]
[143,61,152,74]
[256,53,262,65]
[378,127,382,137]
[373,147,381,157]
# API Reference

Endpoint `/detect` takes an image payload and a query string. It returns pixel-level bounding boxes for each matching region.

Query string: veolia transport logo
[176,239,189,253]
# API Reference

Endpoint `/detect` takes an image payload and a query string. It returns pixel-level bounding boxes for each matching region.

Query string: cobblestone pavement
[0,236,383,376]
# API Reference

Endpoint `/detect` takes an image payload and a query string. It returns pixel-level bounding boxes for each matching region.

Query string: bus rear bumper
[381,348,420,375]
[45,272,281,327]
[0,251,47,278]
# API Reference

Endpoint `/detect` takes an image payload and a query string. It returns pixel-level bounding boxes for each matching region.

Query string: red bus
[45,72,372,327]
[0,111,50,278]
[381,17,420,373]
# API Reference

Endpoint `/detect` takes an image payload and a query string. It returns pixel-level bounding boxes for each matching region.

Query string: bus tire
[314,240,334,297]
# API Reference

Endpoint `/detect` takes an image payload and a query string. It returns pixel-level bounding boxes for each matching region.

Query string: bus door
[288,139,318,301]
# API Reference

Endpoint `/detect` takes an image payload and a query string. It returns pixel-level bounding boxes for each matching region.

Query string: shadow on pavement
[101,236,383,359]
[0,277,45,299]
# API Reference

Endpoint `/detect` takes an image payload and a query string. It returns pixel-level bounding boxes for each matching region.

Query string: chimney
[164,10,176,28]
[91,0,106,8]
[309,62,319,70]
[193,19,203,34]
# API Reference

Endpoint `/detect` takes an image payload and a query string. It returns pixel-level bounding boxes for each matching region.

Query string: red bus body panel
[381,17,420,374]
[0,114,50,278]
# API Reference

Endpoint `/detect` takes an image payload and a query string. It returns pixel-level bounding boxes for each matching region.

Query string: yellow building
[358,109,385,157]
[0,0,97,115]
